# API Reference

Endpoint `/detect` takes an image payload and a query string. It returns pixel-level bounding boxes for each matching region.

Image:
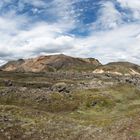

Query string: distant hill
[1,55,140,75]
[0,54,101,72]
[93,62,140,75]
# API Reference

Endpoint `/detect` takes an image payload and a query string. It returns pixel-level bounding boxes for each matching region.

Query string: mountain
[2,55,140,75]
[0,54,101,72]
[93,62,140,75]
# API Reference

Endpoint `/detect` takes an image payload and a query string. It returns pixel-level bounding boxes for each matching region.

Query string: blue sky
[0,0,140,65]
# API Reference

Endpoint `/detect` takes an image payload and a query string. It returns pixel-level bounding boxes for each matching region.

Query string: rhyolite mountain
[0,54,101,72]
[93,62,140,75]
[1,54,140,75]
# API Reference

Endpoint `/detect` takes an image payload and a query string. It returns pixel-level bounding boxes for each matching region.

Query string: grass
[0,72,140,139]
[132,130,140,137]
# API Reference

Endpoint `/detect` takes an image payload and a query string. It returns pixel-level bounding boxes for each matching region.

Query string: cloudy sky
[0,0,140,65]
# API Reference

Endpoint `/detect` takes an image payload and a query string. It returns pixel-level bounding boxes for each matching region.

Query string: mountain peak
[1,54,101,72]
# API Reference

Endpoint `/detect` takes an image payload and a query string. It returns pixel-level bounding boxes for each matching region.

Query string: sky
[0,0,140,65]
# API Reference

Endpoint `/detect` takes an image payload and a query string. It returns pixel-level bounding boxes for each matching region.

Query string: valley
[0,70,140,140]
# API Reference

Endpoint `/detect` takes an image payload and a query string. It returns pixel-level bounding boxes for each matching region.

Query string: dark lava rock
[4,80,13,87]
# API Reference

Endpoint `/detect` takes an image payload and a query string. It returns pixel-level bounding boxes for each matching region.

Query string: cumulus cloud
[78,24,140,64]
[0,20,76,63]
[0,0,140,65]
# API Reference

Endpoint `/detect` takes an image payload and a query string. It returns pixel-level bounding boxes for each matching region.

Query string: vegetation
[0,71,140,139]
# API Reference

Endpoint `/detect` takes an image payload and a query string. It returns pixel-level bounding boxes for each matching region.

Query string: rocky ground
[0,71,140,140]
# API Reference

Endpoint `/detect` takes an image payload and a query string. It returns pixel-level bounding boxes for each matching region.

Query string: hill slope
[1,54,101,72]
[93,62,140,75]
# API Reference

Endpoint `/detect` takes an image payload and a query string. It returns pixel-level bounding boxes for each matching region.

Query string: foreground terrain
[0,71,140,140]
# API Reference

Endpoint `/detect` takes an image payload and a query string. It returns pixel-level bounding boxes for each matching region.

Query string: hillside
[0,54,101,72]
[1,55,140,76]
[0,71,140,140]
[93,62,140,75]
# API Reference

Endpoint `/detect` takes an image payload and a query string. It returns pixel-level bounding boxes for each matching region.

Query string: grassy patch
[0,83,140,139]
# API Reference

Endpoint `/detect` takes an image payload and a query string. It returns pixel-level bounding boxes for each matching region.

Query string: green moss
[0,81,140,139]
[132,130,140,137]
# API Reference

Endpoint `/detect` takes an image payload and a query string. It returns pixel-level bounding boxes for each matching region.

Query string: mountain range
[1,54,140,75]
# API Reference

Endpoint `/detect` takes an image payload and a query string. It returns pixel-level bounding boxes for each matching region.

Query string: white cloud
[117,0,140,10]
[117,0,140,20]
[74,23,140,64]
[0,0,140,66]
[0,21,76,60]
[92,1,123,30]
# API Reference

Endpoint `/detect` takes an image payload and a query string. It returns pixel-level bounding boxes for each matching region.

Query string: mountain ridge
[1,54,140,75]
[0,54,101,72]
[93,61,140,76]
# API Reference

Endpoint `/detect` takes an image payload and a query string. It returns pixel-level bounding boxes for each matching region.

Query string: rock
[4,80,13,87]
[91,101,98,106]
[51,82,70,93]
